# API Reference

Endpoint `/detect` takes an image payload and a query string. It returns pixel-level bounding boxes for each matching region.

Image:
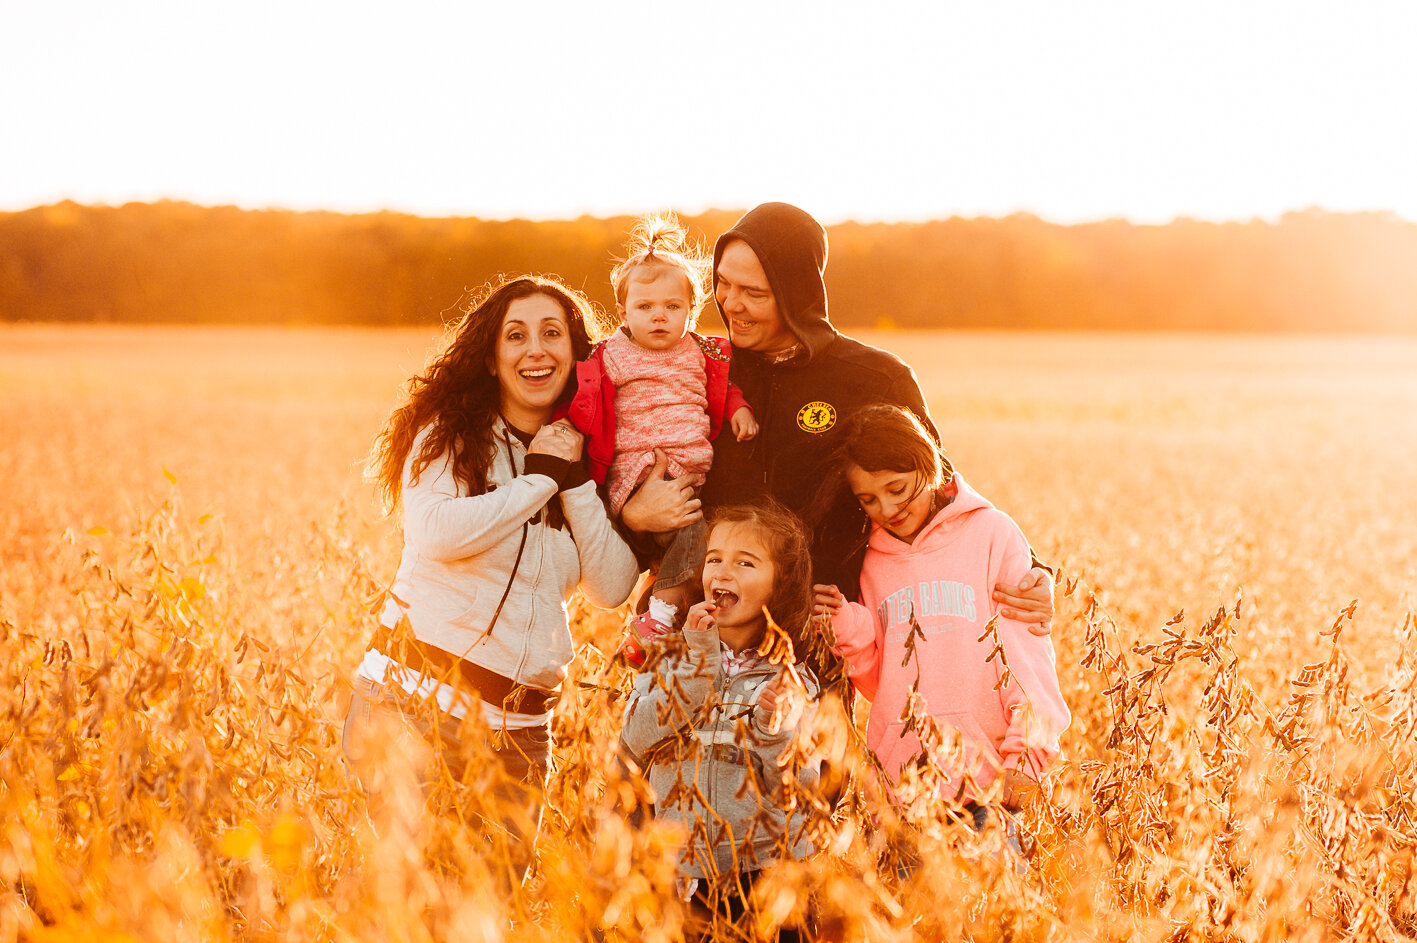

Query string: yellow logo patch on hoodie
[796,401,837,433]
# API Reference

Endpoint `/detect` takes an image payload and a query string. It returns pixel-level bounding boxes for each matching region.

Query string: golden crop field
[3,322,1416,941]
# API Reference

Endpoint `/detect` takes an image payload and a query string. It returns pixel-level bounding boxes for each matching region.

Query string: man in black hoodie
[622,202,1052,625]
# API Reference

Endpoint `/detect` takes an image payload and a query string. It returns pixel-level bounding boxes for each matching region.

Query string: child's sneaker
[619,597,679,667]
[619,612,671,666]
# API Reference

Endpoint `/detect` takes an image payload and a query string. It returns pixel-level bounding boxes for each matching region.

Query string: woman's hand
[619,449,704,534]
[993,566,1054,636]
[528,420,582,462]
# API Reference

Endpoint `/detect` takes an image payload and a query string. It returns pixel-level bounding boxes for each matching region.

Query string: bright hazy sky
[4,0,1415,225]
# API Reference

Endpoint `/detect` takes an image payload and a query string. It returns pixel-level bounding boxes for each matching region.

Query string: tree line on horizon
[1,200,1414,333]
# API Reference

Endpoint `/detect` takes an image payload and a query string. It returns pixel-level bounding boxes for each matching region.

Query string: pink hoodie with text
[830,475,1070,800]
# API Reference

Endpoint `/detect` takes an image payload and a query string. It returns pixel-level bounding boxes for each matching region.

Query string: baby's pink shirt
[601,331,713,514]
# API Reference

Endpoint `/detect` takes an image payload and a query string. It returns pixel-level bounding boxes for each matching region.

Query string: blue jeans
[651,517,707,594]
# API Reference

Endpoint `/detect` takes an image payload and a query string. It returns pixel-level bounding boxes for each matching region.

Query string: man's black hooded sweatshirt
[701,203,937,602]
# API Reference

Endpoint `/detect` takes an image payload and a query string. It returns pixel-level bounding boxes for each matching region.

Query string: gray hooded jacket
[618,626,820,878]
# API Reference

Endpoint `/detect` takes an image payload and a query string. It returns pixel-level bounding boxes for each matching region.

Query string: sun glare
[2,1,1414,224]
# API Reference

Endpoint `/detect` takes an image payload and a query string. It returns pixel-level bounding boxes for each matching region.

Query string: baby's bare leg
[651,582,702,628]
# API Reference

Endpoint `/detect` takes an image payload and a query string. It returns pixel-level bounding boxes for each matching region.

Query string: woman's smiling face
[491,294,574,432]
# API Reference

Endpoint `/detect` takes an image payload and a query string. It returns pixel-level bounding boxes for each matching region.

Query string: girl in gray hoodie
[618,500,819,939]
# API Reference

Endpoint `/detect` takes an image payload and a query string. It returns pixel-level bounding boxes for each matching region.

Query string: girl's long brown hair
[366,275,606,513]
[810,403,954,533]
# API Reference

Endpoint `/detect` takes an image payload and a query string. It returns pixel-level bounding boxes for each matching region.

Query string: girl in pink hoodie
[812,405,1069,817]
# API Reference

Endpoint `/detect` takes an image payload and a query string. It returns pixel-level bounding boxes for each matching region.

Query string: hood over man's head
[713,203,837,360]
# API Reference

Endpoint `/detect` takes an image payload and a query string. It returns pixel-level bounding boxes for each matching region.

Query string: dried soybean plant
[1037,572,1417,941]
[7,484,1417,941]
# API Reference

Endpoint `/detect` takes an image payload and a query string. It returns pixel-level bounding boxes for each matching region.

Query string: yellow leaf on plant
[264,814,307,870]
[198,513,215,524]
[87,526,109,536]
[163,465,178,485]
[179,577,205,600]
[219,821,261,858]
[57,765,81,782]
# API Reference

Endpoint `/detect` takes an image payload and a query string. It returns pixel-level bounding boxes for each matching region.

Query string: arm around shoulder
[992,520,1070,777]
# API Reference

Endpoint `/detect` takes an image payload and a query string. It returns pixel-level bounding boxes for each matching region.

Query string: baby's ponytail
[610,212,711,315]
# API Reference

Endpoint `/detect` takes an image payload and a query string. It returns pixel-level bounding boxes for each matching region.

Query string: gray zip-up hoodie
[618,626,820,878]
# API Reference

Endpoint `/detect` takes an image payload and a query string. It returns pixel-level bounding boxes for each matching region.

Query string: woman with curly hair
[343,274,639,872]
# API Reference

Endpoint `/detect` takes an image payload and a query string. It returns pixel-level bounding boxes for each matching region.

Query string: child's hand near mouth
[684,599,718,634]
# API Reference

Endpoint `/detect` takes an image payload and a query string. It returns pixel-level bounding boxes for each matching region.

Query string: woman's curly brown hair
[366,275,608,513]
